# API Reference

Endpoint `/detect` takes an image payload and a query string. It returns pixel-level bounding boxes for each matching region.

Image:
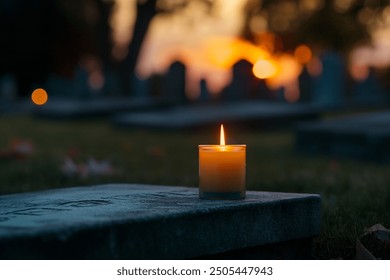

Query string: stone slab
[0,184,321,259]
[295,111,390,162]
[32,97,170,120]
[112,101,322,130]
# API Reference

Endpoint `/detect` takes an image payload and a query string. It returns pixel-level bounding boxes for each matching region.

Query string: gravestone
[350,70,388,106]
[295,111,390,162]
[131,74,151,99]
[298,68,312,103]
[198,79,210,102]
[32,97,170,120]
[112,101,322,130]
[0,184,321,259]
[221,60,260,101]
[163,61,187,105]
[45,72,89,99]
[0,74,17,102]
[311,51,346,106]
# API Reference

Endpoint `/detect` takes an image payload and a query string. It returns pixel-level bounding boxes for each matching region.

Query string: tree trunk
[117,0,158,95]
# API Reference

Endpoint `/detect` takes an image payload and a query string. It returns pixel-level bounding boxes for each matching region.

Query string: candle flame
[220,124,225,146]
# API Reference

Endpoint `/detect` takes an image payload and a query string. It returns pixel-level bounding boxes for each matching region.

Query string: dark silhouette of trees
[116,0,158,94]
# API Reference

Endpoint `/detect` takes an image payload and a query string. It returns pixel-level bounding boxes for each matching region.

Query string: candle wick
[220,124,225,146]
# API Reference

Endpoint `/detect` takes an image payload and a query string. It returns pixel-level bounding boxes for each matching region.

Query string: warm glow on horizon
[31,88,48,106]
[136,0,249,98]
[204,37,246,69]
[220,124,225,146]
[204,37,270,69]
[205,39,241,69]
[137,0,248,74]
[110,0,329,100]
[109,0,390,101]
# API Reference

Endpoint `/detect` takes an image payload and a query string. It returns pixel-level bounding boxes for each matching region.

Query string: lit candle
[199,125,246,199]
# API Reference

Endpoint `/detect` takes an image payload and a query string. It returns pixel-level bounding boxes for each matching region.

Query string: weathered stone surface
[295,111,390,162]
[32,97,169,120]
[112,101,321,130]
[0,184,321,259]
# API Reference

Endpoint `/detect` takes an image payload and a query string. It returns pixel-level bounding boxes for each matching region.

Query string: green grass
[1,116,389,259]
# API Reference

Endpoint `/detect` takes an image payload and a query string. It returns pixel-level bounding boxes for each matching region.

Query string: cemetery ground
[0,115,389,260]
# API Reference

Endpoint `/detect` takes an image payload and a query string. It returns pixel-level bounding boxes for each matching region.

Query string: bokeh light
[252,59,278,79]
[349,63,369,81]
[333,0,354,13]
[266,54,302,89]
[31,88,48,106]
[294,45,312,64]
[284,81,300,103]
[307,56,323,77]
[299,0,324,12]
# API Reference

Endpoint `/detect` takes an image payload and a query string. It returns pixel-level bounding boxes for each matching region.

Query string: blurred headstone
[45,74,79,98]
[298,68,312,103]
[44,65,108,99]
[351,70,387,105]
[198,79,210,102]
[163,61,187,105]
[149,74,165,99]
[295,111,390,162]
[0,74,17,101]
[221,60,260,101]
[131,74,151,99]
[311,51,345,107]
[32,97,167,120]
[113,100,321,130]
